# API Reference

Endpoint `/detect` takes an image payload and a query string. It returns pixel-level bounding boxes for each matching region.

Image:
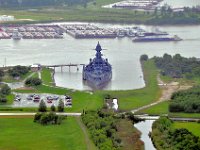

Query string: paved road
[0,112,81,116]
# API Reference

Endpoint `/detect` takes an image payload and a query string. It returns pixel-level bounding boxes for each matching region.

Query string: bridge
[43,63,85,72]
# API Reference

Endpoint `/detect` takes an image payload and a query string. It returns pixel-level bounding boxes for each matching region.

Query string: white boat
[12,29,22,40]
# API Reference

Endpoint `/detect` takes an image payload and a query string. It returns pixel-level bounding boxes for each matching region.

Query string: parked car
[33,95,40,102]
[53,95,59,100]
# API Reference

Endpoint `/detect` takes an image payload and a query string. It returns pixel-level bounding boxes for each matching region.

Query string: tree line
[151,117,200,150]
[169,86,200,113]
[0,0,91,7]
[154,53,200,79]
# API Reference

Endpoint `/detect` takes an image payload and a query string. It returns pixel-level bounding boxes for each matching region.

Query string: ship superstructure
[83,42,112,89]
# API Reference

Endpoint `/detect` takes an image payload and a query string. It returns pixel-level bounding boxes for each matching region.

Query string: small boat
[12,29,22,40]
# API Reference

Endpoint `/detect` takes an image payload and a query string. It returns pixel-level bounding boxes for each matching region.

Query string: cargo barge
[133,35,182,42]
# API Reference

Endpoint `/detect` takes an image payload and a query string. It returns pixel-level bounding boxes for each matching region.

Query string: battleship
[83,42,112,89]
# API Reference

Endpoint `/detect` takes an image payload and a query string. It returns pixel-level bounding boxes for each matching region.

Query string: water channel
[135,120,156,150]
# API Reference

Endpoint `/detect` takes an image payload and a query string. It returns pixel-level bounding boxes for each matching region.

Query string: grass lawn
[0,117,88,150]
[136,101,169,115]
[173,122,200,137]
[41,68,54,86]
[136,100,200,118]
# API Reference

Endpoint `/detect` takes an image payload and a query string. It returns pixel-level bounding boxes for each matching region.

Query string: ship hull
[83,71,112,89]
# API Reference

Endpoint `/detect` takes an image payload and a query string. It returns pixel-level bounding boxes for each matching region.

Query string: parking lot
[12,93,72,108]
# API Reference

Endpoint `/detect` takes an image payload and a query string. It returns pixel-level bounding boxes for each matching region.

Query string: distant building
[31,64,41,72]
[0,15,15,21]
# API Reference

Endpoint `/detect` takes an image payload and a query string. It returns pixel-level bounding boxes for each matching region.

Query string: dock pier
[43,64,85,72]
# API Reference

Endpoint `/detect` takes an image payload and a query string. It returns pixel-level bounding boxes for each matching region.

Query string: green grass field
[41,68,54,86]
[137,100,200,118]
[173,122,200,137]
[137,101,169,115]
[0,117,87,150]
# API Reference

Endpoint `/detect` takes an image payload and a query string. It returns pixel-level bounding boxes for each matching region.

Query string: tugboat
[83,42,112,89]
[12,29,22,40]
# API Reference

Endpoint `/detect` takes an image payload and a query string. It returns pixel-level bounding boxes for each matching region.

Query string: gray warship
[83,42,112,89]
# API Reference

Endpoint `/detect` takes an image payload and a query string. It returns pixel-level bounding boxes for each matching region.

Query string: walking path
[75,117,97,150]
[131,75,192,114]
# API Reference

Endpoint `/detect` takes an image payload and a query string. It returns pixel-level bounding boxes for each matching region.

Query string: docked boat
[133,35,182,42]
[12,29,22,40]
[83,42,112,89]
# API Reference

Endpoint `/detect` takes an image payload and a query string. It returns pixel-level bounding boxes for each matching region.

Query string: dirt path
[132,75,192,113]
[75,116,97,150]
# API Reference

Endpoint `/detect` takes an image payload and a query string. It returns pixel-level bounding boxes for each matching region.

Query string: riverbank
[1,0,200,25]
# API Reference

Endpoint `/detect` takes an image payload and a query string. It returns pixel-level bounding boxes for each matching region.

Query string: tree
[0,69,4,78]
[140,54,148,61]
[25,77,42,86]
[0,94,7,103]
[38,100,47,112]
[0,84,11,95]
[51,104,56,112]
[57,100,64,112]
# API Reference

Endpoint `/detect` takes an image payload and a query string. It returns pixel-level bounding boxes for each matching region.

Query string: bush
[25,77,42,86]
[51,104,56,112]
[34,112,65,125]
[34,112,42,122]
[0,84,11,95]
[8,65,29,78]
[57,100,64,112]
[38,100,47,112]
[140,54,149,61]
[0,94,7,103]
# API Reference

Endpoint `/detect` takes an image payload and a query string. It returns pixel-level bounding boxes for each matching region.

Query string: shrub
[0,84,11,95]
[25,77,42,86]
[34,112,65,125]
[34,112,42,122]
[51,104,56,112]
[38,100,47,112]
[0,94,7,103]
[57,100,64,112]
[8,65,29,78]
[140,54,149,61]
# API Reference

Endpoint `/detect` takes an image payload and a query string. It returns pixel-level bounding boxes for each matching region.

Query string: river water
[1,22,200,90]
[135,120,156,150]
[161,0,200,8]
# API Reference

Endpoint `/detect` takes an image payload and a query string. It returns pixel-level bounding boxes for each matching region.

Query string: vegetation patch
[81,110,144,150]
[170,86,200,113]
[173,122,200,137]
[34,112,65,125]
[151,117,200,150]
[154,54,200,79]
[41,68,54,86]
[25,77,42,86]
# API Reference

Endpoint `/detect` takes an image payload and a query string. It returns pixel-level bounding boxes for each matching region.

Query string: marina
[0,24,179,40]
[0,25,64,39]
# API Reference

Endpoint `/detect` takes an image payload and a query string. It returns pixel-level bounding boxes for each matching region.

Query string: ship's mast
[95,42,102,59]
